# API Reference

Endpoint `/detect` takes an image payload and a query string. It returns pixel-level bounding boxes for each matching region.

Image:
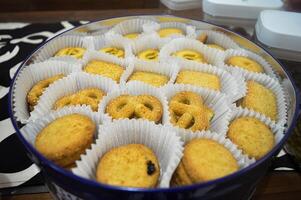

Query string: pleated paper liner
[228,106,285,159]
[120,58,179,88]
[162,84,232,136]
[195,30,240,51]
[153,22,197,39]
[108,18,159,41]
[173,59,246,102]
[216,49,278,79]
[29,72,119,122]
[32,35,93,63]
[98,81,170,125]
[21,105,102,149]
[90,33,132,58]
[236,70,287,127]
[179,129,255,171]
[127,34,170,62]
[12,60,81,123]
[72,119,183,188]
[159,37,224,66]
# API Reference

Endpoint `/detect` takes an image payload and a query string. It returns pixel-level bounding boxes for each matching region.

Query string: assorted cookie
[96,144,160,188]
[17,17,287,189]
[35,114,95,168]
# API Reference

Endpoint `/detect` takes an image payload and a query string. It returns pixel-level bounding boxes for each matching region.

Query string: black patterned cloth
[0,21,298,193]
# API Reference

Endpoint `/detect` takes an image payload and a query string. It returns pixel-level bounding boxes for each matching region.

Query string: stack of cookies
[15,16,287,189]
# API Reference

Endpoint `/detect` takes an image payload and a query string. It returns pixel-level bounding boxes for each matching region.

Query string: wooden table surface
[1,7,301,200]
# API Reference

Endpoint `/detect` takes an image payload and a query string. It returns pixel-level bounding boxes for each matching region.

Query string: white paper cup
[98,81,170,124]
[179,130,255,170]
[108,18,159,40]
[127,34,170,61]
[154,22,196,39]
[72,119,183,188]
[32,35,91,63]
[12,60,81,123]
[159,38,224,65]
[237,71,287,127]
[217,49,277,79]
[173,59,246,102]
[195,30,240,50]
[120,58,179,88]
[90,34,132,58]
[227,106,285,159]
[163,84,232,136]
[29,72,119,121]
[21,105,101,147]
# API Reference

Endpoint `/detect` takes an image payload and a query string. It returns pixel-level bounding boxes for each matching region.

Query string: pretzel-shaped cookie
[53,88,105,111]
[106,95,163,123]
[169,91,213,131]
[100,47,125,58]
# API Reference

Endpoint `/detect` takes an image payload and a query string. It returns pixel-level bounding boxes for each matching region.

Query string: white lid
[203,0,283,19]
[160,0,201,10]
[256,10,301,52]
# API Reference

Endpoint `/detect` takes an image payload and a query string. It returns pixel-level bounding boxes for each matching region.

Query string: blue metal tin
[8,15,300,200]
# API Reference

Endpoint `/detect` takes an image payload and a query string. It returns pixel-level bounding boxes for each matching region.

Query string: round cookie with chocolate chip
[96,144,160,188]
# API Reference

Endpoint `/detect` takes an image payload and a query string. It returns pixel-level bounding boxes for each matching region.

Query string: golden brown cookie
[176,70,221,91]
[172,138,238,186]
[197,33,208,43]
[84,60,124,83]
[128,71,169,87]
[173,49,207,63]
[35,114,95,167]
[240,81,277,121]
[96,144,160,188]
[137,49,159,61]
[226,56,264,73]
[27,74,65,111]
[106,95,163,123]
[169,91,213,132]
[227,117,275,160]
[158,28,184,38]
[124,33,139,39]
[53,88,105,112]
[54,47,86,59]
[99,47,125,58]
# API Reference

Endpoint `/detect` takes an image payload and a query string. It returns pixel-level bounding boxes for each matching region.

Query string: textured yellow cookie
[227,117,275,160]
[158,28,184,38]
[241,81,277,121]
[53,88,105,111]
[169,91,213,132]
[99,47,125,58]
[207,44,225,51]
[27,74,65,111]
[171,160,193,186]
[176,70,221,91]
[173,49,207,63]
[226,56,264,73]
[181,138,239,183]
[96,144,160,188]
[137,49,159,61]
[35,114,95,167]
[106,95,163,123]
[124,33,139,39]
[55,47,86,59]
[128,71,169,87]
[84,60,124,83]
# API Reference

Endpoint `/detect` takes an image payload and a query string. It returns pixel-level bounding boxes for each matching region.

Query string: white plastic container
[255,10,301,62]
[203,0,283,34]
